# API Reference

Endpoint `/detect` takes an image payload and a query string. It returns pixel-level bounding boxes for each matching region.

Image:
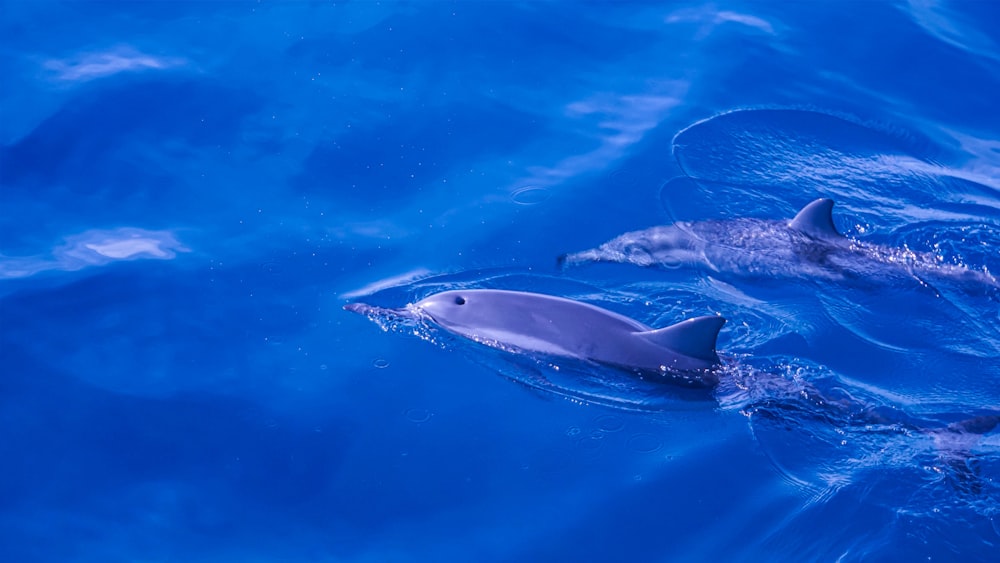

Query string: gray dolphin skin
[345,289,726,387]
[560,198,998,288]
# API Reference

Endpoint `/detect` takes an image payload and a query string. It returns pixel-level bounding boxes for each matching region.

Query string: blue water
[2,1,999,560]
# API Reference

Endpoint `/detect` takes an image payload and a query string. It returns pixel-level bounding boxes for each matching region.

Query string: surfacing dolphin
[345,289,726,388]
[559,198,998,290]
[345,287,999,488]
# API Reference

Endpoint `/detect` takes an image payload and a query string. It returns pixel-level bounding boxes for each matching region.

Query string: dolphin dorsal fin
[789,198,840,239]
[637,316,725,362]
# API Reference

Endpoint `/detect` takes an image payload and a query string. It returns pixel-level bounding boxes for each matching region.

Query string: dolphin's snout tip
[345,301,422,322]
[557,252,584,270]
[343,302,369,314]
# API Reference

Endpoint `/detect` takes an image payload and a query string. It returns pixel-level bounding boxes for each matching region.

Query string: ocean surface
[2,1,999,561]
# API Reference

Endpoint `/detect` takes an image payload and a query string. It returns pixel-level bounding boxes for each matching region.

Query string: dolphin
[345,289,726,387]
[345,288,999,486]
[559,198,998,289]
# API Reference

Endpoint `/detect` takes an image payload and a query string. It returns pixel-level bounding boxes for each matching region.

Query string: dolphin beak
[343,302,363,313]
[343,302,379,315]
[343,302,420,320]
[557,249,598,269]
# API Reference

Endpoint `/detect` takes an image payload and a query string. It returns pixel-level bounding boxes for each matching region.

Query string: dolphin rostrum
[345,289,725,387]
[559,198,998,289]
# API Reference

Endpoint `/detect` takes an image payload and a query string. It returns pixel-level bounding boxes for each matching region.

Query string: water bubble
[608,168,638,187]
[259,261,283,275]
[627,433,662,453]
[577,434,603,451]
[595,414,625,433]
[373,359,390,369]
[511,186,551,205]
[404,408,432,423]
[565,426,582,437]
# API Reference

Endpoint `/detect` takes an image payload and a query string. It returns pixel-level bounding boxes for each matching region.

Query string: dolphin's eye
[454,296,466,305]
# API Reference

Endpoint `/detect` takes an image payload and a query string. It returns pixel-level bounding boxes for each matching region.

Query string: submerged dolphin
[560,198,998,289]
[345,289,725,387]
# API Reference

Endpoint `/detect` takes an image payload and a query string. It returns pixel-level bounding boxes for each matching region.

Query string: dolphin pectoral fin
[789,198,840,239]
[637,315,726,363]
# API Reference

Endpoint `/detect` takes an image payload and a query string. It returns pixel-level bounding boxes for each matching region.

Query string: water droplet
[565,426,582,437]
[373,358,390,369]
